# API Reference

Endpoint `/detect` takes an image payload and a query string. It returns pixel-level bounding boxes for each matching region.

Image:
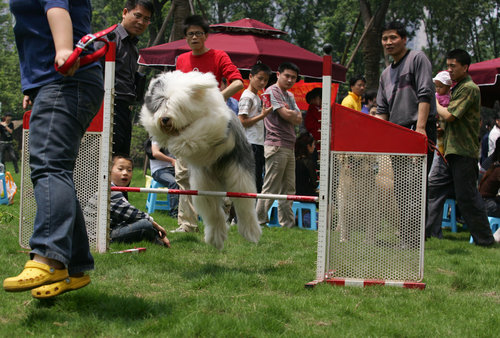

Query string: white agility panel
[19,130,104,251]
[310,102,428,287]
[327,151,426,282]
[19,44,115,253]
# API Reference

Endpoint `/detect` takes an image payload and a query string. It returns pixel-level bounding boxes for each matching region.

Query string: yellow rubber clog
[3,260,68,292]
[31,275,90,299]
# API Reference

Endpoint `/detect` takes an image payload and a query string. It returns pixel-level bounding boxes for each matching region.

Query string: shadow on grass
[182,262,282,280]
[445,247,471,255]
[173,234,202,243]
[30,290,173,320]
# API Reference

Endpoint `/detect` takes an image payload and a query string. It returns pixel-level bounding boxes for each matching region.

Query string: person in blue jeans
[150,140,179,217]
[4,0,104,299]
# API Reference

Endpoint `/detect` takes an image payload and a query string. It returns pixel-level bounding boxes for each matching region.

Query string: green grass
[1,165,499,337]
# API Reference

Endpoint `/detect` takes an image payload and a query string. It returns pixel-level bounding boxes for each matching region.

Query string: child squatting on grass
[85,155,171,248]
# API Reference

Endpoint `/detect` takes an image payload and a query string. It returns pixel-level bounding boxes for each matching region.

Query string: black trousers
[252,144,265,193]
[426,154,494,246]
[113,100,133,157]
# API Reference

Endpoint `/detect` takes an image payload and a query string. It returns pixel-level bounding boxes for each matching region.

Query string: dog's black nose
[161,117,170,125]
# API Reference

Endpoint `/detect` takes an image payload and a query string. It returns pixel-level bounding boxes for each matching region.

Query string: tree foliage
[0,3,22,118]
[1,0,499,110]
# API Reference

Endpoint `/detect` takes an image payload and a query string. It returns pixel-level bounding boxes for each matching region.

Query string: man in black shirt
[100,0,153,156]
[0,113,18,173]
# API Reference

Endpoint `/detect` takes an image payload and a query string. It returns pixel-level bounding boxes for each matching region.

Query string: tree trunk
[169,0,192,42]
[359,0,390,91]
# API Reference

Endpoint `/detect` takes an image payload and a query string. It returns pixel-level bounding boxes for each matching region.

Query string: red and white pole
[111,186,318,203]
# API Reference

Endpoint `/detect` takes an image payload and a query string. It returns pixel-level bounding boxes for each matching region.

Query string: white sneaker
[493,228,500,243]
[170,226,199,233]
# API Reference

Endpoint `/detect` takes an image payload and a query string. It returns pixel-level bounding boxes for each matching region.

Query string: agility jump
[111,186,318,203]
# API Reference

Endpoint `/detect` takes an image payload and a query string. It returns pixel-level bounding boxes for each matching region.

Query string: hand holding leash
[55,24,117,75]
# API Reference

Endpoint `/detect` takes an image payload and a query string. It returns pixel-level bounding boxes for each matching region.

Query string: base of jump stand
[305,278,426,290]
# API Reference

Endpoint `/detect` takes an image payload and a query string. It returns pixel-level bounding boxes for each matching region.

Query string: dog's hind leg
[225,166,261,244]
[194,195,228,250]
[232,197,261,244]
[191,168,229,250]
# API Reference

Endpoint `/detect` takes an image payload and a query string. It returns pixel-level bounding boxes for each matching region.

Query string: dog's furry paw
[238,223,262,244]
[204,224,229,251]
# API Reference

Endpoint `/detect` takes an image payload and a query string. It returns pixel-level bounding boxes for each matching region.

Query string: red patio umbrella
[138,18,346,82]
[469,57,500,108]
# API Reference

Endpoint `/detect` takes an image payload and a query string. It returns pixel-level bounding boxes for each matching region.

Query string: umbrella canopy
[209,18,287,36]
[138,19,346,82]
[469,57,500,108]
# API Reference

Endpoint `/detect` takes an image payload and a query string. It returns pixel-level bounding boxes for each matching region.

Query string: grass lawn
[1,165,499,337]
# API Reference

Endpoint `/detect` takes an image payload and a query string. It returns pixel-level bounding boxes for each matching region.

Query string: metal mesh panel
[19,130,102,251]
[326,151,426,282]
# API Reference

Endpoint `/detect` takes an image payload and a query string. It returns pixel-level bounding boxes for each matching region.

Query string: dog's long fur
[140,71,261,250]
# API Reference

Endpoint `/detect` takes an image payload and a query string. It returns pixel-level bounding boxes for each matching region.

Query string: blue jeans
[152,166,179,212]
[110,219,161,245]
[28,67,104,275]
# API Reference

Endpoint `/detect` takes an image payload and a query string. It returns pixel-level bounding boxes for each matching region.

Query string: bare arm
[239,106,272,128]
[221,79,244,100]
[375,113,388,121]
[47,7,79,76]
[151,143,176,166]
[23,96,32,109]
[151,220,170,248]
[1,123,13,134]
[276,106,302,125]
[436,99,456,122]
[415,101,430,136]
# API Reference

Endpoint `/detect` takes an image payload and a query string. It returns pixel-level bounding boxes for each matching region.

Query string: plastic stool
[145,175,171,214]
[267,200,281,227]
[441,198,458,233]
[292,202,318,230]
[0,173,9,205]
[267,200,317,230]
[470,216,500,243]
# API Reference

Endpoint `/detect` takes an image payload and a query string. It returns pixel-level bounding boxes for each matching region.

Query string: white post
[316,52,333,281]
[96,43,116,253]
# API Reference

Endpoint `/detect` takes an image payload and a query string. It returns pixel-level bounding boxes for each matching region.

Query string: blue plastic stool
[470,216,500,244]
[441,198,458,233]
[267,200,281,227]
[292,202,318,230]
[267,200,317,230]
[145,175,171,214]
[0,173,9,205]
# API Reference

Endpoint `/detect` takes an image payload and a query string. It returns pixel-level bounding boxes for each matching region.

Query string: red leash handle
[428,139,448,166]
[55,24,118,74]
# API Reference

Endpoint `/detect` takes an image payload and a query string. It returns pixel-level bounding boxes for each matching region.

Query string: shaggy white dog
[140,70,262,250]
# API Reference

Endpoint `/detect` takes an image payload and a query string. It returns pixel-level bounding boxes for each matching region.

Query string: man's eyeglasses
[132,12,151,23]
[186,31,205,38]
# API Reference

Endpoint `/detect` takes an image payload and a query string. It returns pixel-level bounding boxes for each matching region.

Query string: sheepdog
[140,70,261,250]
